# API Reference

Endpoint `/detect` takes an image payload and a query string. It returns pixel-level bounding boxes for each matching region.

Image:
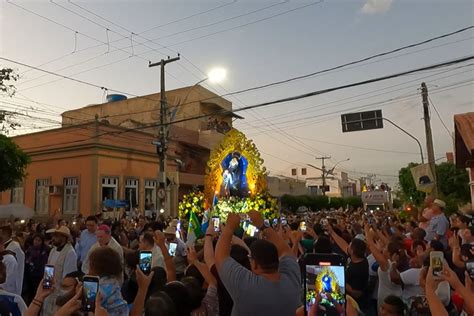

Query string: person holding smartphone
[215,210,301,316]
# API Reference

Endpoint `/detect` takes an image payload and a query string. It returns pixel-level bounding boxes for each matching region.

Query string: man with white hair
[425,199,449,249]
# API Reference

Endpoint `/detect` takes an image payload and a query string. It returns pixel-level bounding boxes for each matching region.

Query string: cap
[46,226,71,238]
[98,224,111,234]
[163,226,176,235]
[433,199,446,209]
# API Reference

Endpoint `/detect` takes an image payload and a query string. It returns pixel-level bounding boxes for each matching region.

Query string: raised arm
[364,224,389,271]
[425,267,449,316]
[215,213,241,270]
[154,230,176,282]
[203,224,217,268]
[326,224,349,255]
[130,268,154,316]
[188,246,217,287]
[248,210,294,258]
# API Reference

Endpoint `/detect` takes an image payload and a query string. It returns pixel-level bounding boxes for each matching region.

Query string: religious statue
[220,151,249,198]
[322,274,333,293]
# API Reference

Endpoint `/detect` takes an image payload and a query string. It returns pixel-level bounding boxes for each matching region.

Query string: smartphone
[281,218,288,226]
[43,265,54,289]
[264,219,270,227]
[246,223,259,237]
[304,254,346,316]
[212,217,220,232]
[82,275,99,312]
[430,251,444,277]
[300,221,307,232]
[272,218,279,227]
[168,242,178,256]
[466,259,474,280]
[241,220,250,232]
[320,219,329,226]
[139,250,152,275]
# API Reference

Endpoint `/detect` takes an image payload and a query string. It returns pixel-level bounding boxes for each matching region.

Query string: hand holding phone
[168,242,178,256]
[299,221,307,232]
[43,265,54,289]
[466,259,474,280]
[430,251,444,277]
[139,251,152,275]
[82,275,99,312]
[212,217,220,232]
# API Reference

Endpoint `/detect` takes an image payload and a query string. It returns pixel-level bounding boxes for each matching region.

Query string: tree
[1,68,20,134]
[398,161,470,214]
[0,67,30,192]
[0,134,30,191]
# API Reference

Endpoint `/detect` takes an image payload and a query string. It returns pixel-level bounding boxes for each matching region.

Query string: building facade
[1,86,236,217]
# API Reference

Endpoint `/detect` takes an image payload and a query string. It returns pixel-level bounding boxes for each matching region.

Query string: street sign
[341,109,383,133]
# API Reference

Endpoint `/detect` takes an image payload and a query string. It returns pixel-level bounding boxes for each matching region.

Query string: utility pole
[316,156,331,196]
[421,82,438,197]
[149,56,180,216]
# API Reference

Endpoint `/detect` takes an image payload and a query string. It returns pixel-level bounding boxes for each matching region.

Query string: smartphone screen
[246,223,258,237]
[466,260,474,280]
[212,217,220,232]
[43,265,54,289]
[139,251,152,275]
[168,242,178,256]
[300,221,307,232]
[430,251,444,276]
[82,276,99,312]
[241,220,249,232]
[304,254,346,316]
[272,218,279,227]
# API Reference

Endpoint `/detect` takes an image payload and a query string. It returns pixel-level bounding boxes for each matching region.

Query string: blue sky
[1,0,473,186]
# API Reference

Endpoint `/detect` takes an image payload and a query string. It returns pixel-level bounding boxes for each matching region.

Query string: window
[63,177,79,213]
[35,179,49,214]
[11,180,24,204]
[144,180,157,211]
[301,168,307,176]
[125,178,139,208]
[291,168,297,176]
[101,177,118,202]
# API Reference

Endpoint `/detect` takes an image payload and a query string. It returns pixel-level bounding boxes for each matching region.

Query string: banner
[410,163,435,193]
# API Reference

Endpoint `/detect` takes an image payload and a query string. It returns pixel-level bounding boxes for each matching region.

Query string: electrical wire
[428,95,454,140]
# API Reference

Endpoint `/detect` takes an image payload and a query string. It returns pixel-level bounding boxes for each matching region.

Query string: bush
[281,194,362,212]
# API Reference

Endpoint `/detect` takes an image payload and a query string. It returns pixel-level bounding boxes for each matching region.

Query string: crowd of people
[0,195,473,316]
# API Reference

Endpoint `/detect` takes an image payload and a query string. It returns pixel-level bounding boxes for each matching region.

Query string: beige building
[1,85,239,217]
[267,176,309,197]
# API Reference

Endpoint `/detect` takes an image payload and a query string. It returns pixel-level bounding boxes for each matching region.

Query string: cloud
[361,0,393,14]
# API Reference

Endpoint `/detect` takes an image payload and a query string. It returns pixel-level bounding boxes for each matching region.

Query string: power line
[428,95,454,140]
[218,25,474,97]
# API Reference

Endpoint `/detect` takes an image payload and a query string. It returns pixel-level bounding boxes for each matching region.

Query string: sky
[1,0,473,187]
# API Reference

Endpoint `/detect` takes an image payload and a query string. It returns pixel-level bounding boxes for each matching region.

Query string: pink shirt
[419,207,434,230]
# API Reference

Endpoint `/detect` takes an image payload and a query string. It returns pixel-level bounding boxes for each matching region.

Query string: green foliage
[398,162,425,205]
[0,134,30,192]
[280,194,362,211]
[0,68,18,96]
[398,162,470,215]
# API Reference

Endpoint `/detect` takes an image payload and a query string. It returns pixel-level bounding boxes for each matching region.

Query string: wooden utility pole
[149,56,180,215]
[316,156,331,196]
[421,82,438,197]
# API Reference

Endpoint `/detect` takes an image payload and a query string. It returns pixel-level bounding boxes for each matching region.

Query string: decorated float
[178,129,278,221]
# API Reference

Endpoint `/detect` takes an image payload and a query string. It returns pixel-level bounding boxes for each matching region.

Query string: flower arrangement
[178,190,206,219]
[212,193,279,221]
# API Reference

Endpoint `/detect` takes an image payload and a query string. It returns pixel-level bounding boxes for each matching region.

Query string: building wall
[0,122,209,217]
[267,176,309,197]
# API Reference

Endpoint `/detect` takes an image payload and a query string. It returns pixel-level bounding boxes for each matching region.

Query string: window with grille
[125,178,139,208]
[101,177,119,202]
[144,180,157,210]
[11,180,24,204]
[35,179,49,214]
[63,177,79,213]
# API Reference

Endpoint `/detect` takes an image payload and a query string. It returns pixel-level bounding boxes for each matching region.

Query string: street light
[180,67,227,108]
[327,158,350,175]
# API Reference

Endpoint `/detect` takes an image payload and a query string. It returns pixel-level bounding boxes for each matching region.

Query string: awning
[454,112,474,168]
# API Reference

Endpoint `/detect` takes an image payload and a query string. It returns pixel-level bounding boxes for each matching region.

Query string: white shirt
[152,245,166,270]
[5,240,24,296]
[367,254,379,300]
[48,245,78,279]
[0,288,27,314]
[82,237,124,276]
[0,254,18,294]
[400,268,423,299]
[377,262,402,309]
